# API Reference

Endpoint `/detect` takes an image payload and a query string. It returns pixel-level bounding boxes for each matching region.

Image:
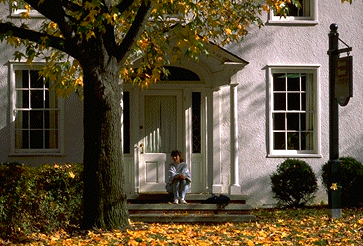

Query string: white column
[132,88,140,193]
[207,88,223,194]
[229,83,241,195]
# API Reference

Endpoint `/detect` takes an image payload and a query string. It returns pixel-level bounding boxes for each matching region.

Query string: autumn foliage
[0,162,83,238]
[1,207,363,245]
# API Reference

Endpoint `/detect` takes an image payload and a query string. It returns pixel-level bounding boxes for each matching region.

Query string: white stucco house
[1,0,362,207]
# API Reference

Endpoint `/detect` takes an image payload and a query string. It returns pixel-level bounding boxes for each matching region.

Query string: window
[268,0,318,25]
[192,92,201,153]
[268,65,320,157]
[10,63,63,155]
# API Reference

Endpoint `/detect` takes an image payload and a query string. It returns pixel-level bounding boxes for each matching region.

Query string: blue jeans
[172,179,187,200]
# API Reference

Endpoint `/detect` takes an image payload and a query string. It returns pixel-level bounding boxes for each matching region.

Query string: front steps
[127,193,256,223]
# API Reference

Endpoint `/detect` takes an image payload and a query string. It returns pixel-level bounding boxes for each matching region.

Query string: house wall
[220,0,363,207]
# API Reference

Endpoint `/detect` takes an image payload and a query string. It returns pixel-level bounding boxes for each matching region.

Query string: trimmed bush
[271,159,318,207]
[0,162,83,239]
[322,157,363,207]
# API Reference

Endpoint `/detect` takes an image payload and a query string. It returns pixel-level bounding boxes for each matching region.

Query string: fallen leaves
[2,207,363,245]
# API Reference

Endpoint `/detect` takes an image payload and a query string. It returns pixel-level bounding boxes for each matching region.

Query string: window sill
[9,151,65,157]
[267,19,319,26]
[267,153,322,158]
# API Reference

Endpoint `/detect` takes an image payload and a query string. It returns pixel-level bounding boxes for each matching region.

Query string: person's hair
[171,150,185,162]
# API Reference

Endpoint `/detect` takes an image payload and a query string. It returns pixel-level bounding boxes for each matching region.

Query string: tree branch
[115,0,137,14]
[115,0,152,62]
[0,22,80,59]
[24,0,79,46]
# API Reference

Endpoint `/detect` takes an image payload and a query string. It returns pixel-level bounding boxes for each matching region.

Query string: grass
[1,206,363,245]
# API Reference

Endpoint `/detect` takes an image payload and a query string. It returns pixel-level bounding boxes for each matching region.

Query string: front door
[139,90,183,192]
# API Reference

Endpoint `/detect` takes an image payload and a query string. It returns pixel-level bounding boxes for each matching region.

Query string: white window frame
[10,1,43,18]
[268,0,318,25]
[9,62,64,156]
[268,65,321,158]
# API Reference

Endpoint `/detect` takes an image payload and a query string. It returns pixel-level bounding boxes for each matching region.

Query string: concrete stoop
[127,193,256,223]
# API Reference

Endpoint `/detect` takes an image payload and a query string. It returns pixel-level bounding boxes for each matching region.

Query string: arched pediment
[160,66,200,81]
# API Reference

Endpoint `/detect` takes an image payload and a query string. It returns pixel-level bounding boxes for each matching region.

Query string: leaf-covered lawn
[2,207,363,245]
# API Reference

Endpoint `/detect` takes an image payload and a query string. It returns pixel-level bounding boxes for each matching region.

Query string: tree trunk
[81,58,128,229]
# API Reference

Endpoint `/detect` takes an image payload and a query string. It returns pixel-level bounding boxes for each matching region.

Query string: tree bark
[81,57,128,229]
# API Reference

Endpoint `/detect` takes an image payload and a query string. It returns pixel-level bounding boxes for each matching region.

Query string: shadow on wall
[241,173,276,208]
[241,172,327,208]
[0,124,10,163]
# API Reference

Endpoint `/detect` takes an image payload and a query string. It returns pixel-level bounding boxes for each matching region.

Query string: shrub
[271,159,318,207]
[322,157,363,207]
[0,162,83,239]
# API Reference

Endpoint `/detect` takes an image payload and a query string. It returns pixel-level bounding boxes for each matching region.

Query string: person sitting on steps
[166,150,191,204]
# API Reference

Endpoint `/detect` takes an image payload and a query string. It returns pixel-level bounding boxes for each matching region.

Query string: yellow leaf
[330,183,338,190]
[247,240,254,246]
[225,28,232,35]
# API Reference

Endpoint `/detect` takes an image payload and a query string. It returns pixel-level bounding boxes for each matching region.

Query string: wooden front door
[139,90,182,192]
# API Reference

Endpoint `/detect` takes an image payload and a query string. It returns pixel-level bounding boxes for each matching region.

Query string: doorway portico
[123,47,248,195]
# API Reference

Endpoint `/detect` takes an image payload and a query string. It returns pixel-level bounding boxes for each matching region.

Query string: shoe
[173,199,179,204]
[180,198,187,204]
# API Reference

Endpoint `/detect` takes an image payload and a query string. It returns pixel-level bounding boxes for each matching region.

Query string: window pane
[305,112,314,131]
[301,74,306,91]
[274,93,286,110]
[15,111,29,129]
[287,3,303,16]
[274,132,285,150]
[44,110,59,129]
[44,79,50,88]
[31,90,44,108]
[287,93,300,110]
[301,93,306,111]
[30,130,43,149]
[273,73,286,91]
[45,90,58,108]
[45,130,58,149]
[287,132,299,150]
[273,113,285,130]
[301,132,314,150]
[30,70,43,88]
[300,113,306,131]
[16,90,29,108]
[22,70,29,88]
[192,92,201,153]
[15,70,24,88]
[287,113,299,131]
[287,74,300,91]
[30,110,43,129]
[15,130,29,149]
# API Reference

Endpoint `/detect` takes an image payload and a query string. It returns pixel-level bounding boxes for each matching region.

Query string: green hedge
[271,159,318,207]
[0,162,83,239]
[322,157,363,207]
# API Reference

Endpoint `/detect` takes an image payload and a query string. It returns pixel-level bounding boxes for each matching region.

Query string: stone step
[127,193,247,204]
[127,203,254,214]
[129,214,256,223]
[127,193,255,223]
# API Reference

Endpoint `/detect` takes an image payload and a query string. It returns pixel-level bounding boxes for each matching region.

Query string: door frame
[128,86,208,194]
